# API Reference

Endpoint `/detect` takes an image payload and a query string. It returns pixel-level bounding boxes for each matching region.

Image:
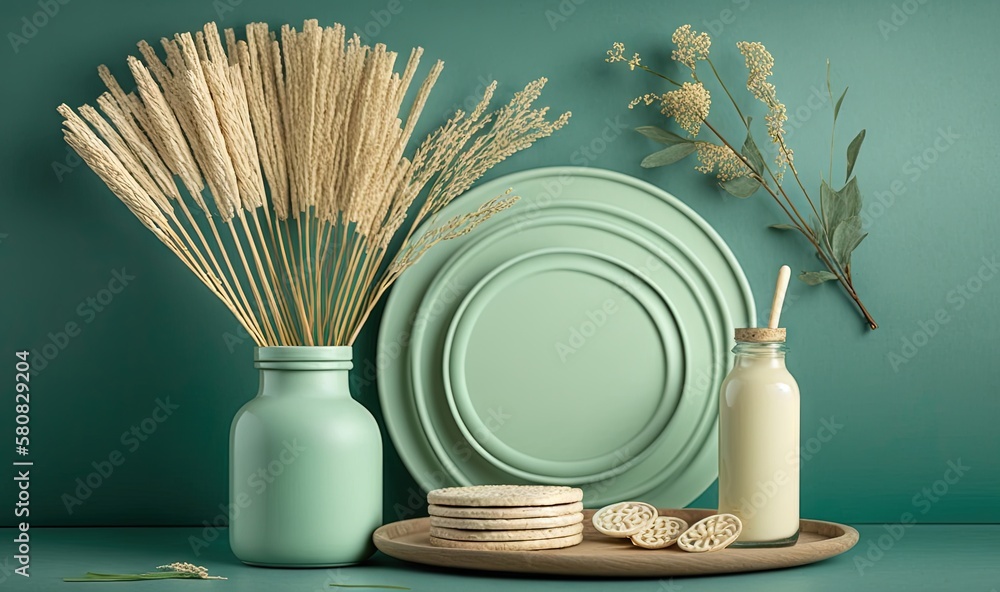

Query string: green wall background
[1,0,997,527]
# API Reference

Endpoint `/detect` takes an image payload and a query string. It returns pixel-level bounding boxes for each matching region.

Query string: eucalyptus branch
[706,58,749,126]
[607,31,878,330]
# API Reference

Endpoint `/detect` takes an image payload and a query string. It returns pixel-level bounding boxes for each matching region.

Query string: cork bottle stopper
[734,327,786,342]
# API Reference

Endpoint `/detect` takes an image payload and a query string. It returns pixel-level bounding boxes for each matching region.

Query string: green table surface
[3,526,998,591]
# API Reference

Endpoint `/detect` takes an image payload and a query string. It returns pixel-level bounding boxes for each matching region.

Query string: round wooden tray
[373,509,859,577]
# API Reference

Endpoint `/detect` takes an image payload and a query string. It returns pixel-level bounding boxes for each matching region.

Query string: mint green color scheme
[6,525,999,590]
[446,249,685,482]
[378,168,755,507]
[1,0,998,529]
[229,346,381,566]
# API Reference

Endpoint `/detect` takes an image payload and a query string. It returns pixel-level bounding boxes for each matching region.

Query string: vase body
[230,346,382,567]
[718,340,800,547]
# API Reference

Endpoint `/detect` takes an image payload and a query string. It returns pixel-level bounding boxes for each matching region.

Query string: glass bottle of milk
[718,327,800,547]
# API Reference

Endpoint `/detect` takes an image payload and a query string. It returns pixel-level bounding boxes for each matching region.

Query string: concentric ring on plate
[377,167,754,508]
[444,248,685,483]
[407,208,723,503]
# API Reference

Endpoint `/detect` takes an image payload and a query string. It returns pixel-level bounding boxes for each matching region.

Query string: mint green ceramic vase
[229,346,382,567]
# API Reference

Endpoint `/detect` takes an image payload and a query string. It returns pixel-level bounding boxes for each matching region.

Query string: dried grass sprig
[59,19,570,345]
[64,561,226,582]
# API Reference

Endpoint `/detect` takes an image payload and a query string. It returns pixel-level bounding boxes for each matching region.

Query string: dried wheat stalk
[59,19,570,345]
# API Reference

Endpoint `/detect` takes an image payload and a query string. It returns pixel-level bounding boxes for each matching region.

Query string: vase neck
[257,367,351,399]
[254,346,353,399]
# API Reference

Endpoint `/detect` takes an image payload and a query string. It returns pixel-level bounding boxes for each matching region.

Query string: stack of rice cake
[427,485,585,550]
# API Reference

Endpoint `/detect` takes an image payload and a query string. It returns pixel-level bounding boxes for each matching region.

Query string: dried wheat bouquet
[58,19,570,345]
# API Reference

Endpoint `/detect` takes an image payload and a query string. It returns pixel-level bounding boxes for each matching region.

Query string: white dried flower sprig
[156,563,226,579]
[59,20,570,346]
[64,562,226,582]
[736,41,792,179]
[606,25,879,330]
[671,25,711,71]
[695,143,749,181]
[629,82,711,137]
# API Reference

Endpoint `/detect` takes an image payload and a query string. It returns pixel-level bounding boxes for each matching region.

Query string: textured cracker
[429,522,584,542]
[630,516,689,549]
[428,532,583,551]
[677,514,743,553]
[428,502,583,519]
[430,512,584,531]
[427,485,583,507]
[592,501,658,537]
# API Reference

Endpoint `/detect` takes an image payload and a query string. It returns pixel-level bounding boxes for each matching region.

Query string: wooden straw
[768,265,791,329]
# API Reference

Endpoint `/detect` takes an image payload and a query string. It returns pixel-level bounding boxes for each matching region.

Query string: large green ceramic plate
[377,167,755,507]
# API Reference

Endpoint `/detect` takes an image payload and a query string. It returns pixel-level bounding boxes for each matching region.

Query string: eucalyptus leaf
[850,232,869,253]
[832,215,863,266]
[833,87,848,122]
[769,223,798,230]
[811,215,826,243]
[846,129,866,181]
[839,176,863,219]
[741,119,765,176]
[640,143,697,168]
[825,60,832,99]
[635,126,691,146]
[799,270,838,285]
[720,174,760,198]
[820,177,862,234]
[820,180,838,235]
